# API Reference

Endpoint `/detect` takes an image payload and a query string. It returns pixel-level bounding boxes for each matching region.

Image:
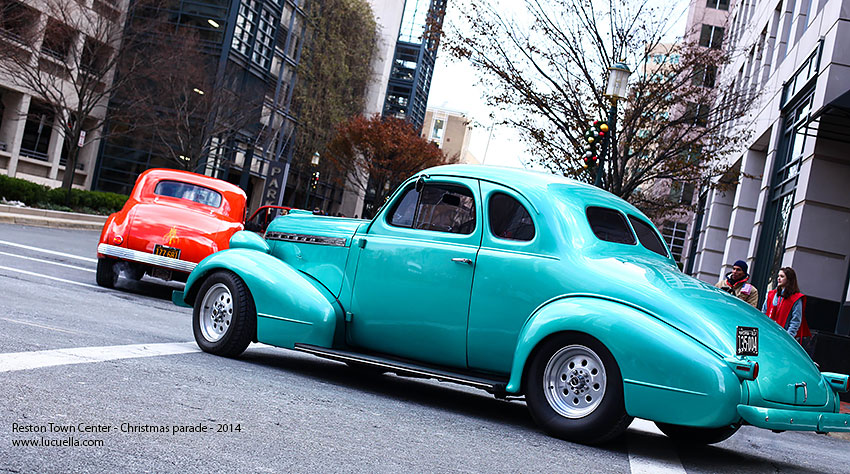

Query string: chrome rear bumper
[738,404,850,432]
[97,243,197,273]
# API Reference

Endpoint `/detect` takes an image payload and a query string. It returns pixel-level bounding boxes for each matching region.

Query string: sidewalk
[0,204,107,231]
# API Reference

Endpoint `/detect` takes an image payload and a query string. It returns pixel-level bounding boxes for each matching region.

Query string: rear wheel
[193,271,256,357]
[525,333,632,444]
[655,422,739,445]
[96,258,118,288]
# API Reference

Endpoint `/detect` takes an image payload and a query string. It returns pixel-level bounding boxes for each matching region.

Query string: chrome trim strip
[97,243,196,273]
[624,379,708,397]
[257,313,313,325]
[265,232,347,247]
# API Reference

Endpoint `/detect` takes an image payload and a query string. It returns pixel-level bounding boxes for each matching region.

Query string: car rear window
[154,180,222,208]
[628,215,669,257]
[489,193,535,241]
[586,207,636,244]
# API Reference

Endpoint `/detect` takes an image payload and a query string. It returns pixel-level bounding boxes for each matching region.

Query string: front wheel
[654,422,739,445]
[525,333,632,444]
[192,271,256,357]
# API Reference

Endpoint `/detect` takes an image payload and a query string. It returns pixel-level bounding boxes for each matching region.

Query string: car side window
[389,183,476,234]
[388,186,420,228]
[628,215,669,257]
[489,192,535,241]
[586,207,636,244]
[414,184,476,234]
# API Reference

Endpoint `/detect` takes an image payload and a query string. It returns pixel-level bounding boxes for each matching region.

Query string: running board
[293,343,508,394]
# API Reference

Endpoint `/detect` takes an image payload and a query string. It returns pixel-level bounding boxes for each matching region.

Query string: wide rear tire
[96,258,118,288]
[654,422,739,445]
[192,271,256,357]
[525,332,632,444]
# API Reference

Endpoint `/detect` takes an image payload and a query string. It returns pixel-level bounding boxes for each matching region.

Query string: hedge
[0,174,128,215]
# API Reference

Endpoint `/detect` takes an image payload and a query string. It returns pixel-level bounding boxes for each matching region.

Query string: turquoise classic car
[173,165,850,444]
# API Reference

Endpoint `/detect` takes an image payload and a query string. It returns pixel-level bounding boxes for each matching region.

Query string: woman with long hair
[762,267,811,342]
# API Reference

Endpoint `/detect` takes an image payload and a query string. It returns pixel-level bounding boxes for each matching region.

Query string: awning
[799,89,850,144]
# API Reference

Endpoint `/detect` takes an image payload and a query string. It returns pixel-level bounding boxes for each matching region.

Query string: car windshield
[154,180,222,208]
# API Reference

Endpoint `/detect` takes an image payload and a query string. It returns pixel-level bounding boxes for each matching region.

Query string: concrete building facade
[422,107,477,164]
[0,0,127,190]
[687,0,850,336]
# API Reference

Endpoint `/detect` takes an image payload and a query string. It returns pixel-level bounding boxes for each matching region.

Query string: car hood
[587,253,827,406]
[125,202,231,263]
[264,214,368,296]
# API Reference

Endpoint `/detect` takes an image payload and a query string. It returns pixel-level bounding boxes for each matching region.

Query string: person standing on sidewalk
[716,260,759,307]
[762,267,811,343]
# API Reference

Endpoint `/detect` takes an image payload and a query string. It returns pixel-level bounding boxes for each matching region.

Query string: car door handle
[451,258,473,265]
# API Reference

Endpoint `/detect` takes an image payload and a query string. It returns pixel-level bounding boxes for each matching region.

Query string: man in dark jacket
[715,260,759,307]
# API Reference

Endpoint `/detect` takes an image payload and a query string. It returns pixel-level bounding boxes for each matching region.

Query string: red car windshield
[154,180,223,208]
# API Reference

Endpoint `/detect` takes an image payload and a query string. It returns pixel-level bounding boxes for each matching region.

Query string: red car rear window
[154,180,223,208]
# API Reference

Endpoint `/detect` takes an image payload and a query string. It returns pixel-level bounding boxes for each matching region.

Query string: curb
[0,204,107,231]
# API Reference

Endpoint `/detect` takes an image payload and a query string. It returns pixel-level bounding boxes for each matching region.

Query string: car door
[348,178,481,368]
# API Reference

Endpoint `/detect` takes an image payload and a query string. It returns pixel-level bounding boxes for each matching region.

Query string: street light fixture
[304,152,320,208]
[595,61,632,188]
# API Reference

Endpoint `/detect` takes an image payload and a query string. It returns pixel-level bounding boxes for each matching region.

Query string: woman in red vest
[762,267,811,342]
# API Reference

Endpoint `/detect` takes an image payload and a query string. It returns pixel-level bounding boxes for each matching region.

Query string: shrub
[0,175,128,215]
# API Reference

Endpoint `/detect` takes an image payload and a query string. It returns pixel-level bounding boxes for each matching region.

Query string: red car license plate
[154,244,181,259]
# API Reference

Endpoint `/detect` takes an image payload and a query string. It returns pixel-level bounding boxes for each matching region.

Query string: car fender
[507,295,743,427]
[182,248,343,349]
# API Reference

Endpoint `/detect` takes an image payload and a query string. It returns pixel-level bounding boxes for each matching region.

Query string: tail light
[112,235,124,245]
[725,357,758,381]
[822,372,850,392]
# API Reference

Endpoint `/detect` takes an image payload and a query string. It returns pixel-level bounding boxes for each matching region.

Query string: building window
[692,64,716,88]
[20,102,54,161]
[669,182,695,205]
[232,0,258,56]
[706,0,729,11]
[684,102,709,127]
[253,7,275,69]
[661,221,688,263]
[430,118,444,142]
[699,25,724,49]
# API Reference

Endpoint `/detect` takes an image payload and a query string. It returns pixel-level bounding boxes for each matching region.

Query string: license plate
[736,326,759,356]
[153,244,181,259]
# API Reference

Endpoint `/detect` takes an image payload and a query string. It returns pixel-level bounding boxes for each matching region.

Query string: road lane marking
[0,239,97,263]
[0,342,200,372]
[0,265,99,289]
[0,251,96,272]
[1,317,81,335]
[628,419,687,474]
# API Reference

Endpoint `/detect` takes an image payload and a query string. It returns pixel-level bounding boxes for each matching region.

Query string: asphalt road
[1,222,848,473]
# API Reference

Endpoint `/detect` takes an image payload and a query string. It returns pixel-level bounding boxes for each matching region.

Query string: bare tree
[447,0,754,219]
[122,28,264,173]
[0,0,170,200]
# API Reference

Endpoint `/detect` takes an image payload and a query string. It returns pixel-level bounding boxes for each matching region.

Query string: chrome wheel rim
[199,283,233,342]
[543,345,607,419]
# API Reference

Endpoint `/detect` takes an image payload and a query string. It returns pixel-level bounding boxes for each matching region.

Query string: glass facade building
[93,0,307,210]
[382,0,446,132]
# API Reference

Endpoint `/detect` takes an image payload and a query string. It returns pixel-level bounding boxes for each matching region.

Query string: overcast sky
[426,1,691,169]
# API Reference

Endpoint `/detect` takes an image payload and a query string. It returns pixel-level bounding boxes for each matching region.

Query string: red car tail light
[112,235,124,245]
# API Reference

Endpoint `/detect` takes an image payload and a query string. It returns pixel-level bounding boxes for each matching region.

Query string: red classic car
[96,168,248,288]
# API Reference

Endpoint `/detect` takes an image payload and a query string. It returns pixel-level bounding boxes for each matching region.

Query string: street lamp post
[595,61,632,188]
[304,151,320,209]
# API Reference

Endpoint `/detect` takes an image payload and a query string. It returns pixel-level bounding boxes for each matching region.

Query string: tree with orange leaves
[325,115,452,217]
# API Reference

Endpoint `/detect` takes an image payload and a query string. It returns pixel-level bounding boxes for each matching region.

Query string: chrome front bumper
[97,243,197,274]
[738,404,850,432]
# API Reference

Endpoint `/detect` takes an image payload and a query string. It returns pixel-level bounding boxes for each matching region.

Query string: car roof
[418,164,647,218]
[137,168,246,195]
